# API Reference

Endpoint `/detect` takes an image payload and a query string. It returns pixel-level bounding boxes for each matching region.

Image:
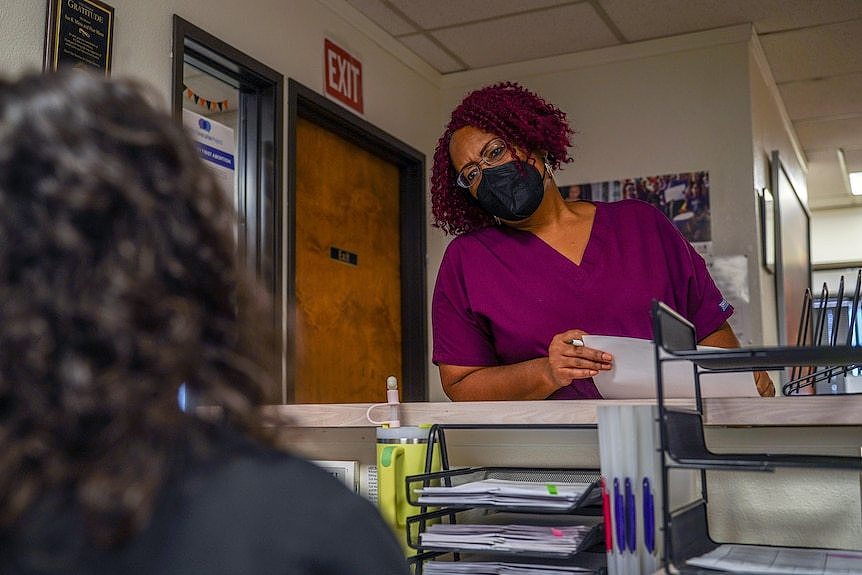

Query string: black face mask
[475,160,545,222]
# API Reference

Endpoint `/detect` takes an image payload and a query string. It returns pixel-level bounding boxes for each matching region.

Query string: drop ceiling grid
[341,0,862,208]
[759,19,862,83]
[779,71,862,122]
[428,3,620,69]
[386,0,571,30]
[398,33,464,73]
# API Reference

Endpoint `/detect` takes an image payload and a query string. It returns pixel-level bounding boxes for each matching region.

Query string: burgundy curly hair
[431,82,574,235]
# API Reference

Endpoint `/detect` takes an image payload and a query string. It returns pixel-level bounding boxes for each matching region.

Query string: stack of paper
[420,523,592,557]
[687,544,862,574]
[424,561,592,574]
[416,478,592,510]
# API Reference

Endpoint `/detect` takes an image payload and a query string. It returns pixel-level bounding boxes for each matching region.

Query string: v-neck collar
[523,201,601,269]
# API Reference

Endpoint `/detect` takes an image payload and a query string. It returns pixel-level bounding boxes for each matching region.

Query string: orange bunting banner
[182,84,229,112]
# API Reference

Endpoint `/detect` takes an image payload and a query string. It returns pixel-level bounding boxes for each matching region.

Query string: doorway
[287,80,426,404]
[172,16,283,402]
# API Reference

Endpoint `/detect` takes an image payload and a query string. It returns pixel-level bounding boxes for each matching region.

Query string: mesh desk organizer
[651,299,862,574]
[403,424,608,574]
[785,269,861,395]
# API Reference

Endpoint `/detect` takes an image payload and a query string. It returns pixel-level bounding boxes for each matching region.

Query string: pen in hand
[568,336,613,370]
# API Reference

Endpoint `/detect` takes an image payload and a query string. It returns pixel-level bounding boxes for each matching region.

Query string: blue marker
[625,477,636,553]
[614,478,625,553]
[643,477,655,554]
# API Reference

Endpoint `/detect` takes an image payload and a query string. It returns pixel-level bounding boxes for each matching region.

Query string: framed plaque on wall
[44,0,115,75]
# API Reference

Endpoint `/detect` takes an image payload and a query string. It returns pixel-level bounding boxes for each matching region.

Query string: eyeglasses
[456,138,509,189]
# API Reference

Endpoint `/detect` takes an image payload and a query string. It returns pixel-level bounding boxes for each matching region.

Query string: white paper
[687,543,862,574]
[420,524,592,556]
[417,478,592,510]
[424,562,591,574]
[582,335,759,399]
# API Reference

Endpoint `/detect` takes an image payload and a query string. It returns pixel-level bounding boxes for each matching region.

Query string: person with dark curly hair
[430,82,774,400]
[0,71,408,574]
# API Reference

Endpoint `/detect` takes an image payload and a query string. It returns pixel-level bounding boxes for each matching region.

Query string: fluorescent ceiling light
[851,172,862,196]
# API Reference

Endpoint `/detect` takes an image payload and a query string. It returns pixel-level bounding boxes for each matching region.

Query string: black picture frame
[759,187,775,274]
[44,0,114,75]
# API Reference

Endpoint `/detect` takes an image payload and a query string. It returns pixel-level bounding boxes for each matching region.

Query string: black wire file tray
[407,509,604,561]
[406,467,603,513]
[652,300,862,472]
[403,425,606,575]
[651,299,862,573]
[419,550,609,574]
[405,468,603,567]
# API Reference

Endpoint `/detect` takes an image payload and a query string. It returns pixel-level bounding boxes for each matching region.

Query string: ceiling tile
[795,115,862,153]
[344,0,861,210]
[843,149,862,172]
[388,0,566,30]
[431,3,619,69]
[346,0,417,36]
[599,0,862,41]
[749,0,862,33]
[760,19,862,83]
[779,72,862,121]
[399,34,466,73]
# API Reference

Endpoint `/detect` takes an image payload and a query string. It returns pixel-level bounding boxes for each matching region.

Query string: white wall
[811,206,862,264]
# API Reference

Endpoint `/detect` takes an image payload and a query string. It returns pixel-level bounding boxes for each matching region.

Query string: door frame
[286,79,427,403]
[171,15,284,402]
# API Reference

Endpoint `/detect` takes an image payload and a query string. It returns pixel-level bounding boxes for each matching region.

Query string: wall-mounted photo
[560,170,711,244]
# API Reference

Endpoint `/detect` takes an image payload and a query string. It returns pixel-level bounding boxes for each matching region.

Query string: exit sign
[324,39,363,114]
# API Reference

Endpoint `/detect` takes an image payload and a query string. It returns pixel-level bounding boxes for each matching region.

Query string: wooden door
[294,117,401,403]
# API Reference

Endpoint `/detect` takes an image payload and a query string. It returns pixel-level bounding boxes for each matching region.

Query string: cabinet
[652,300,862,573]
[403,424,608,574]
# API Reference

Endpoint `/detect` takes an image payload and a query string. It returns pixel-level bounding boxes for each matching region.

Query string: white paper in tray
[582,335,759,399]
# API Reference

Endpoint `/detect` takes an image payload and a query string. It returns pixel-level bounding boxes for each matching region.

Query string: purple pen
[625,477,636,553]
[644,477,655,554]
[614,478,625,553]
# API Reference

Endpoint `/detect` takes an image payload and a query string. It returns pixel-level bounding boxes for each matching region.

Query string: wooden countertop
[254,395,862,428]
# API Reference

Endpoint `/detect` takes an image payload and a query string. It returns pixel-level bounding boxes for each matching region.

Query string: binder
[597,405,662,574]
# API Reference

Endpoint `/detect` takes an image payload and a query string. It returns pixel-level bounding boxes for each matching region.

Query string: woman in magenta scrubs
[430,82,774,401]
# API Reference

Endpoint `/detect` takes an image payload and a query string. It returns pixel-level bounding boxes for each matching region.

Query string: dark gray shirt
[2,430,408,575]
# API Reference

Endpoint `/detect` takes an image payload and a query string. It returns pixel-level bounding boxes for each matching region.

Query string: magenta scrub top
[431,199,733,399]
